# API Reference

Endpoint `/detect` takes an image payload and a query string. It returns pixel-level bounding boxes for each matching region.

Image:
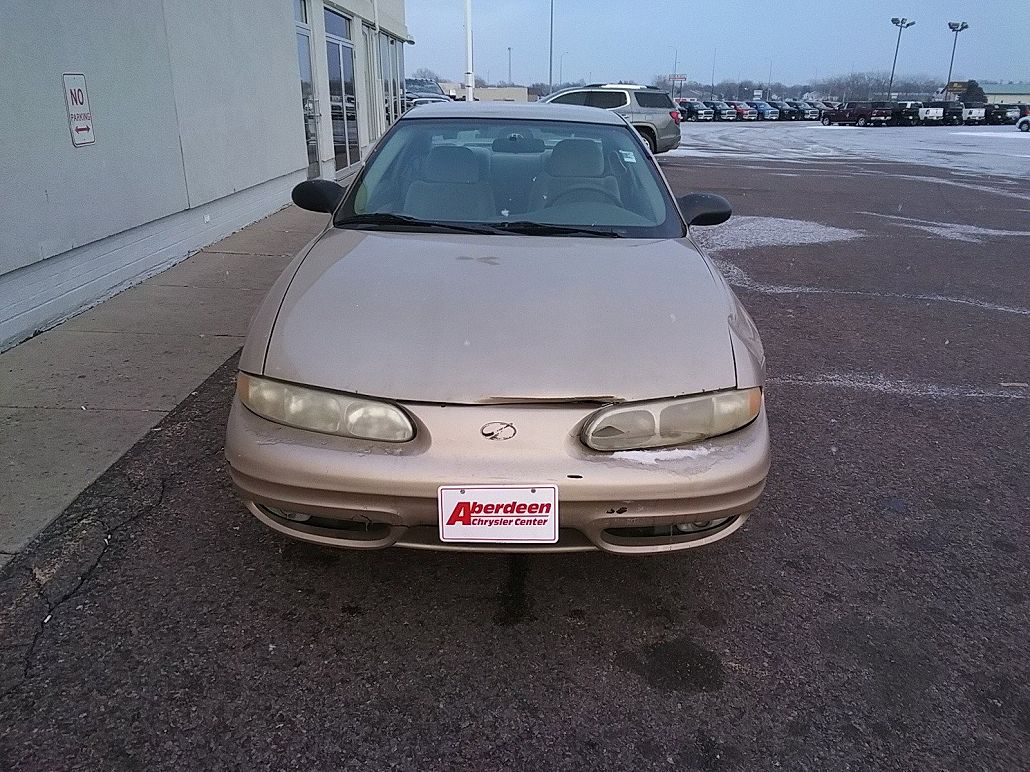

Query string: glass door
[324,8,359,171]
[293,4,319,178]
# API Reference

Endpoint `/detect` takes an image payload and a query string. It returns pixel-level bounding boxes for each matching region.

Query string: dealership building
[0,1,410,350]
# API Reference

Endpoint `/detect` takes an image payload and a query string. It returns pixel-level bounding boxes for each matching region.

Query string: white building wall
[0,0,407,351]
[162,1,308,207]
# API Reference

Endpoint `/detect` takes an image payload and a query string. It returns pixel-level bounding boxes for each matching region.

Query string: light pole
[946,21,969,99]
[547,0,554,94]
[507,46,512,83]
[887,17,915,99]
[464,0,474,101]
[559,51,569,84]
[667,46,678,95]
[709,48,716,100]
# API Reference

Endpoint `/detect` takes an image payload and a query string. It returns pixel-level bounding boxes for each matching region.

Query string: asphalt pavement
[1,130,1028,770]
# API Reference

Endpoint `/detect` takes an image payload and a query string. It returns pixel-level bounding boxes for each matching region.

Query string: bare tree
[411,67,442,81]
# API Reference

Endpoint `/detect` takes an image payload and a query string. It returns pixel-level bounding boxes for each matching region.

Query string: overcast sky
[404,0,1030,86]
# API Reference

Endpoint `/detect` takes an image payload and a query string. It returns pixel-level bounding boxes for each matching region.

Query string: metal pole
[464,0,474,100]
[946,32,958,90]
[559,51,568,84]
[548,0,554,94]
[672,47,678,96]
[710,48,716,100]
[887,24,903,98]
[508,46,512,83]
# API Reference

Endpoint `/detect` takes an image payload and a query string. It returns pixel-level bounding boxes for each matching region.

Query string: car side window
[550,91,588,106]
[586,91,627,109]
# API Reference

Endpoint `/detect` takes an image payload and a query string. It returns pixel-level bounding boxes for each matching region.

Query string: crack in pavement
[0,478,168,701]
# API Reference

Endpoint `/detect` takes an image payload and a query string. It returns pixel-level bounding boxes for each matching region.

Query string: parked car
[807,101,836,113]
[405,78,450,101]
[923,100,964,126]
[961,103,987,125]
[745,101,780,120]
[405,91,449,110]
[228,101,770,555]
[763,101,799,120]
[893,101,944,125]
[786,101,820,120]
[726,101,759,120]
[541,84,681,153]
[888,101,921,126]
[820,101,892,126]
[702,100,738,120]
[677,99,714,121]
[1017,115,1030,132]
[986,104,1021,125]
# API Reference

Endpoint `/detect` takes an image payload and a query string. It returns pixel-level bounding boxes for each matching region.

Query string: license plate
[438,485,558,543]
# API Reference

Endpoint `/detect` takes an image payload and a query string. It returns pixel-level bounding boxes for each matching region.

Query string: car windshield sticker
[619,150,637,163]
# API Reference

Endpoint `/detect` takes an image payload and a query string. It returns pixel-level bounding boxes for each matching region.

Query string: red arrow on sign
[74,125,91,133]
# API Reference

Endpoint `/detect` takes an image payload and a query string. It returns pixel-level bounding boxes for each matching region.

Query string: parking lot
[2,124,1028,770]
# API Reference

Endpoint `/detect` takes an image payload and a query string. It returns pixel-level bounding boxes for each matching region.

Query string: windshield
[336,117,684,238]
[405,78,444,96]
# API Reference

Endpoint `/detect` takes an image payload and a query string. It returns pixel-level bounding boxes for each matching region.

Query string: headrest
[492,135,546,154]
[423,145,480,183]
[546,139,605,177]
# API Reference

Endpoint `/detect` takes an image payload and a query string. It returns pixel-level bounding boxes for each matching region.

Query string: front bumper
[226,397,770,555]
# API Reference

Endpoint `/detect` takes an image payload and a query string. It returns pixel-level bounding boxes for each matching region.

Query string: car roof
[399,100,627,125]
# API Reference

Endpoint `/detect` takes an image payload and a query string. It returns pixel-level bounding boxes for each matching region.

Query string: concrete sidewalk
[0,206,326,568]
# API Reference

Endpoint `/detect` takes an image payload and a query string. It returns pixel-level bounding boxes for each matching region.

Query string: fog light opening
[675,517,730,534]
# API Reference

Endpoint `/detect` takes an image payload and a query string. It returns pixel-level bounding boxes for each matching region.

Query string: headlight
[237,373,415,442]
[582,388,762,451]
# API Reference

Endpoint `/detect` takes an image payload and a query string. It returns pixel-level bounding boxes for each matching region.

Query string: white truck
[897,102,944,125]
[962,105,987,125]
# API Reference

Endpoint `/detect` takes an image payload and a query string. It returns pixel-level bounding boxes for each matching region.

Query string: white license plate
[438,485,558,544]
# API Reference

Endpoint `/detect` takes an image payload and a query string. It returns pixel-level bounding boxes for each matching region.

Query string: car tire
[821,116,831,126]
[636,127,657,154]
[1020,121,1030,132]
[857,117,868,127]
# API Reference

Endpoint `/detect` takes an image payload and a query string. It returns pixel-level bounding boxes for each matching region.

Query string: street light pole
[507,46,512,84]
[887,17,915,99]
[710,48,716,100]
[464,0,474,101]
[946,21,969,100]
[548,0,554,94]
[559,51,569,84]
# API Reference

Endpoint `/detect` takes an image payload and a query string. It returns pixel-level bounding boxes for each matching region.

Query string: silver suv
[541,84,681,154]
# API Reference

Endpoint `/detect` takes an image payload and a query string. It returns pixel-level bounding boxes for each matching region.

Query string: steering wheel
[546,186,622,208]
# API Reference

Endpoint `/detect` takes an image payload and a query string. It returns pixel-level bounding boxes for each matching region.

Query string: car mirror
[677,193,732,227]
[291,180,347,214]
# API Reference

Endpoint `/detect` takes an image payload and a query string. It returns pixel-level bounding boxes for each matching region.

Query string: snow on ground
[671,123,1030,178]
[855,212,1030,242]
[693,215,865,251]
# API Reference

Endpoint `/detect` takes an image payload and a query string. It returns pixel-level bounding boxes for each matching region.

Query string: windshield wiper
[491,221,621,238]
[336,213,500,235]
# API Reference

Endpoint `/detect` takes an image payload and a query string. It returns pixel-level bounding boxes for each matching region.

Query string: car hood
[262,230,737,404]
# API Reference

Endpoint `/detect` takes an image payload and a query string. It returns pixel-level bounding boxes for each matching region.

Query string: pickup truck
[986,104,1021,125]
[746,100,780,120]
[726,101,759,120]
[896,101,944,125]
[962,104,987,125]
[820,101,893,127]
[925,101,964,125]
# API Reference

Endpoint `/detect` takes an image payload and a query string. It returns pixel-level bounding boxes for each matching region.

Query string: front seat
[527,139,621,210]
[404,145,496,221]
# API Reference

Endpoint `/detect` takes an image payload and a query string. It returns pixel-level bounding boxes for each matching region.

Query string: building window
[324,7,351,41]
[292,0,307,23]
